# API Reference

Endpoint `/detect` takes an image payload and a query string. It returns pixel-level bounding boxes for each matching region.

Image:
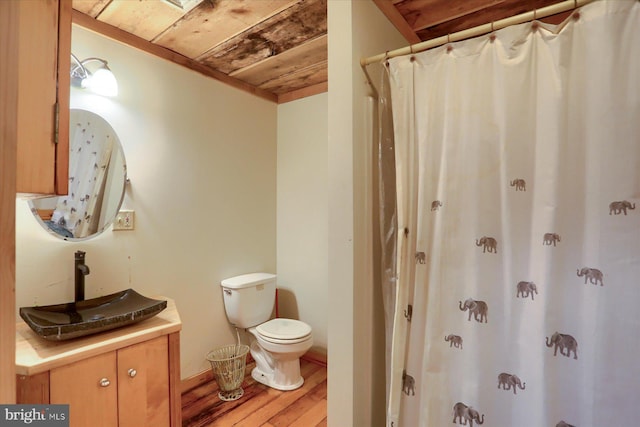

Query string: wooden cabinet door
[16,0,70,195]
[117,336,170,427]
[50,352,118,427]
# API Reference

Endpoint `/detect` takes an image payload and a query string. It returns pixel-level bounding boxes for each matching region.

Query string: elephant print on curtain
[452,402,484,426]
[609,200,635,215]
[576,267,604,286]
[543,233,561,246]
[444,334,463,349]
[431,200,443,211]
[402,370,415,396]
[404,304,413,322]
[516,281,538,300]
[497,373,526,394]
[546,332,578,359]
[415,251,426,264]
[510,178,526,191]
[475,236,497,253]
[459,299,488,323]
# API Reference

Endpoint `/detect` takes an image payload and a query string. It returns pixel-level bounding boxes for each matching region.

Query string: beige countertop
[16,297,181,376]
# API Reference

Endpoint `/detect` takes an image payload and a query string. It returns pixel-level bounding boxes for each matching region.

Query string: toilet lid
[256,318,311,341]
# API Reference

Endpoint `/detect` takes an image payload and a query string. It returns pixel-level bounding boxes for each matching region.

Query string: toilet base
[251,363,304,391]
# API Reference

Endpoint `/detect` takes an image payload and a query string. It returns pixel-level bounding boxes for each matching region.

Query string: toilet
[220,272,313,391]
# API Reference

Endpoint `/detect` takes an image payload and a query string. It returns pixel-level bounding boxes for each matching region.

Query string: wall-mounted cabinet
[16,298,182,427]
[16,0,70,195]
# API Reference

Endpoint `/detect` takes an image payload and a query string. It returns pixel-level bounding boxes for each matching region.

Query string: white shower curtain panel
[385,1,640,426]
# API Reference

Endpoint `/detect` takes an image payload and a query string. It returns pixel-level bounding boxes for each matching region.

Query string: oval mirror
[29,109,127,241]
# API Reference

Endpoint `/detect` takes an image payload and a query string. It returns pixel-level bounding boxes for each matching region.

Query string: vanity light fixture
[70,53,118,97]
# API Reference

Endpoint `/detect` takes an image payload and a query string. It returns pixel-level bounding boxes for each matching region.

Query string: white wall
[327,1,355,423]
[327,1,406,425]
[276,93,328,353]
[15,25,277,380]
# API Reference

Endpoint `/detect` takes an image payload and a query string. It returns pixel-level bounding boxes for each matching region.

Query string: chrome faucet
[75,250,90,302]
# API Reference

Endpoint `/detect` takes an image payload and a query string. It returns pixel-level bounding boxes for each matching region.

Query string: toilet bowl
[248,318,313,390]
[220,273,313,391]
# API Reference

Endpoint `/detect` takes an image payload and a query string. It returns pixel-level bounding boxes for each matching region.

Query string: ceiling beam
[278,81,328,104]
[415,0,567,41]
[398,0,505,32]
[372,0,421,44]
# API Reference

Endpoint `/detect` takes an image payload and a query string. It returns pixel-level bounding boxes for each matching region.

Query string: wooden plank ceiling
[376,0,573,45]
[71,0,572,103]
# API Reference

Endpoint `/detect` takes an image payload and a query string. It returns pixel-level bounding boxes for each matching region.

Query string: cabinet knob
[128,368,137,378]
[99,378,111,387]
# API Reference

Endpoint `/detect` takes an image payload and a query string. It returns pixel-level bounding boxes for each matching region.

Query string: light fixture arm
[79,57,111,69]
[70,53,118,96]
[70,53,88,81]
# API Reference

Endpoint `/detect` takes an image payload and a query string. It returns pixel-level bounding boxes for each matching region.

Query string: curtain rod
[361,0,595,67]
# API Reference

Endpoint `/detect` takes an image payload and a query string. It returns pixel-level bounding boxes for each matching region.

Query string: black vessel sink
[20,289,167,341]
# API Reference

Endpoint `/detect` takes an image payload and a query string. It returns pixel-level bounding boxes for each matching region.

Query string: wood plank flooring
[182,359,327,427]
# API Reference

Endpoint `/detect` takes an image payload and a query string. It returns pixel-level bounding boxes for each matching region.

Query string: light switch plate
[113,210,134,231]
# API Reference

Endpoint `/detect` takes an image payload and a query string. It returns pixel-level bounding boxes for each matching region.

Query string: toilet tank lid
[220,272,276,289]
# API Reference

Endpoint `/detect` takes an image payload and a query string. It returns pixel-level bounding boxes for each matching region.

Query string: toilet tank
[220,272,276,328]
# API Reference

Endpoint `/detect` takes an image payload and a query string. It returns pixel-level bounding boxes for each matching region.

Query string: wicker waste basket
[206,344,250,401]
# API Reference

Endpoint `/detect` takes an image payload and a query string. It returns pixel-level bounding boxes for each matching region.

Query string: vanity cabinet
[49,336,169,427]
[16,0,71,195]
[16,298,182,427]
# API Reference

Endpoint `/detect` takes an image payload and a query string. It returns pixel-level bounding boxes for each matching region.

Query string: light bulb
[85,67,118,97]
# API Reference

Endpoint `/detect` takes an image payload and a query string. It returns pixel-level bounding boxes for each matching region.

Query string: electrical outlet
[113,210,134,231]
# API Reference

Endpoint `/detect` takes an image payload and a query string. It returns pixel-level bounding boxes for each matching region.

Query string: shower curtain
[381,1,640,426]
[52,110,115,237]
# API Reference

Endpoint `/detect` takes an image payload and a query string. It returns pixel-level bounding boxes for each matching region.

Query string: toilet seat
[256,318,312,344]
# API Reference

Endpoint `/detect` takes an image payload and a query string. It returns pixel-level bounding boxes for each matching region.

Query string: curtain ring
[409,45,416,62]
